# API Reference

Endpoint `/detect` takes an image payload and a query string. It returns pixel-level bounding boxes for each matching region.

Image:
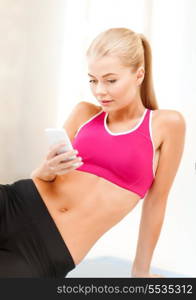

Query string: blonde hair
[86,28,158,110]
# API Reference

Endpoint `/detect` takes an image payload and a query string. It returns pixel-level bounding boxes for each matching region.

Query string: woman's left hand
[144,273,165,278]
[131,272,165,278]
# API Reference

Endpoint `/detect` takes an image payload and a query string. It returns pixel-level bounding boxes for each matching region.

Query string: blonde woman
[0,28,186,278]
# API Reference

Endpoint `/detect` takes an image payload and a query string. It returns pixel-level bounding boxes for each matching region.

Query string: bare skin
[33,104,161,264]
[31,56,186,277]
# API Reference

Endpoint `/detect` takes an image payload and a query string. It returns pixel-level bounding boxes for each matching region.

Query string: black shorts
[0,178,76,278]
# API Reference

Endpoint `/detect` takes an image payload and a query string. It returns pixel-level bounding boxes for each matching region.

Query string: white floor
[67,256,191,278]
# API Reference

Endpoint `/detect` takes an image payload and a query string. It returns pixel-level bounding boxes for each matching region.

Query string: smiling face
[87,55,144,111]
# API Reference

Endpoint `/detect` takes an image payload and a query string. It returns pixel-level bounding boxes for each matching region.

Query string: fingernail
[73,162,83,168]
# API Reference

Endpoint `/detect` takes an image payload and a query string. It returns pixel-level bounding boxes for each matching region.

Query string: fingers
[49,149,79,167]
[46,151,83,175]
[45,142,82,176]
[46,143,77,160]
[151,274,165,278]
[53,155,82,171]
[56,162,83,175]
[131,272,165,278]
[147,274,165,278]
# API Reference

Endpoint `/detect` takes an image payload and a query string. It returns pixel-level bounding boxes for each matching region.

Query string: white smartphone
[44,128,76,161]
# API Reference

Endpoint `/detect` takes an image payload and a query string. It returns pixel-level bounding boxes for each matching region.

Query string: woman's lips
[100,100,113,105]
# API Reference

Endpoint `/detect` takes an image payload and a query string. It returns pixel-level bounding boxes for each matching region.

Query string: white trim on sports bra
[149,110,156,178]
[104,108,148,136]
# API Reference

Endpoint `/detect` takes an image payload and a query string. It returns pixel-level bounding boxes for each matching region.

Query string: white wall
[0,0,195,276]
[150,0,196,276]
[0,0,67,183]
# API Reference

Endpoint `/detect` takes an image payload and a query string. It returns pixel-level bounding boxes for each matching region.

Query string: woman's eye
[89,79,116,84]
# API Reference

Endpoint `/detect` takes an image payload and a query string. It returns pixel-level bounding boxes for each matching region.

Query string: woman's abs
[32,170,140,265]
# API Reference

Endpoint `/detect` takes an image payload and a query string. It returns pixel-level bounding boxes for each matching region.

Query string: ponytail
[139,34,159,110]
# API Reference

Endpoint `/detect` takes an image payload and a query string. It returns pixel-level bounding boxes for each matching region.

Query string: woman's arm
[30,142,66,181]
[30,143,81,181]
[30,101,91,181]
[30,165,57,182]
[131,110,186,277]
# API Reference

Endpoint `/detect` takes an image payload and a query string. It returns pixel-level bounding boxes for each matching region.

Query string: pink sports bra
[72,108,155,199]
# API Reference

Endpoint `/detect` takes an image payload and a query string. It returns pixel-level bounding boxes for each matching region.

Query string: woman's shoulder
[75,101,103,127]
[152,108,186,138]
[152,108,186,127]
[77,101,102,114]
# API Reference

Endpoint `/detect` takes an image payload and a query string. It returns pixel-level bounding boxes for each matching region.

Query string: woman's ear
[136,66,145,85]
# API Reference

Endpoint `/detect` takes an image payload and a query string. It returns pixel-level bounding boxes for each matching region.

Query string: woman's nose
[95,82,107,95]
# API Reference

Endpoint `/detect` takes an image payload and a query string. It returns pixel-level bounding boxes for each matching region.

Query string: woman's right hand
[31,142,83,181]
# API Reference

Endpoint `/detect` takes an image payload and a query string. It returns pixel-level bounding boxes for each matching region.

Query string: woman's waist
[32,170,99,208]
[32,170,140,212]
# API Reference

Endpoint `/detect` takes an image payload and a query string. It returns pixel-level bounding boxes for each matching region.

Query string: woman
[0,28,186,278]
